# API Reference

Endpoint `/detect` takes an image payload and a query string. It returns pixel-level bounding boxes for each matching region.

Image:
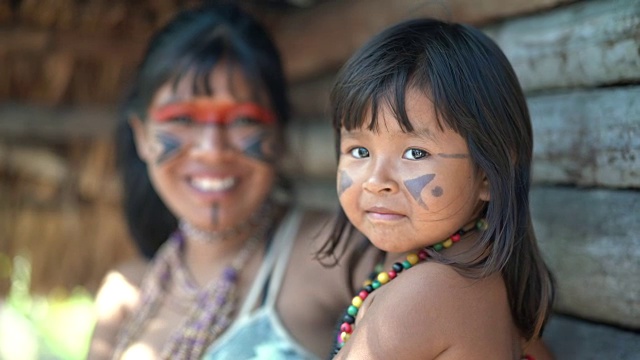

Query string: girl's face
[132,65,278,232]
[337,88,490,253]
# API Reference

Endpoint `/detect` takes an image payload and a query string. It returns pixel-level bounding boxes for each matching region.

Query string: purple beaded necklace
[111,214,272,360]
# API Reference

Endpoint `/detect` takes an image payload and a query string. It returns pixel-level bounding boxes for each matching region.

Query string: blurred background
[0,0,638,359]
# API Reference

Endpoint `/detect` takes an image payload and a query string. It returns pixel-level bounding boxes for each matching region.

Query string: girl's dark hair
[117,2,290,258]
[323,18,554,340]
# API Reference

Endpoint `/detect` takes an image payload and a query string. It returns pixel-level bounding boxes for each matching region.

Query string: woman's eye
[230,116,261,127]
[168,115,193,125]
[403,148,428,160]
[350,147,369,159]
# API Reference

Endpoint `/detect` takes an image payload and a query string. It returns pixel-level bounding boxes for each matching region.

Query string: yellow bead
[407,253,419,265]
[363,279,372,286]
[443,239,453,248]
[377,272,390,284]
[352,296,363,308]
[341,332,351,342]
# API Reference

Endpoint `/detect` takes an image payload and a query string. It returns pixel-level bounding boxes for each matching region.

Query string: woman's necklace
[332,218,488,356]
[111,210,274,360]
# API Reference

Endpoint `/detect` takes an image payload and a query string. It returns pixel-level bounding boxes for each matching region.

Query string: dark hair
[323,18,554,340]
[117,2,290,258]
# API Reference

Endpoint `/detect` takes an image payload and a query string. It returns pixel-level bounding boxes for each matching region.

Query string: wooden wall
[0,0,638,335]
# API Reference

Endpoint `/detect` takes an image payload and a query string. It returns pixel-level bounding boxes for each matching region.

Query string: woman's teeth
[191,177,235,192]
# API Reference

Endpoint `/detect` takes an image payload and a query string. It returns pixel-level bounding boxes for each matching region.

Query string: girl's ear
[478,173,491,202]
[130,115,152,163]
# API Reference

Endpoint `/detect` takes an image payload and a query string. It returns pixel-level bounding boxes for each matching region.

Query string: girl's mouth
[189,176,236,192]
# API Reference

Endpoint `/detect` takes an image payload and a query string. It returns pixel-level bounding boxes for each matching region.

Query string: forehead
[151,63,266,107]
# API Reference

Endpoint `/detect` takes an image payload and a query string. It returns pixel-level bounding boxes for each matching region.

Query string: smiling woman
[86,3,377,360]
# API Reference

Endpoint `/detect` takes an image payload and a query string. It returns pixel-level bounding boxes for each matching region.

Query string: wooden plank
[268,0,576,82]
[530,186,640,329]
[0,103,118,141]
[289,180,640,329]
[486,0,640,92]
[530,87,640,188]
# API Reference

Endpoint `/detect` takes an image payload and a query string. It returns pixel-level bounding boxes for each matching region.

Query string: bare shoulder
[340,262,518,359]
[94,256,148,314]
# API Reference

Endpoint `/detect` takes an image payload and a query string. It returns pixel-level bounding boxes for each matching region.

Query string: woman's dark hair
[322,18,554,341]
[117,2,290,258]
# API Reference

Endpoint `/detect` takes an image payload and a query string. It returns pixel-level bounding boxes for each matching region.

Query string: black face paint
[338,170,353,196]
[437,153,469,159]
[211,203,220,227]
[155,132,183,165]
[404,174,435,208]
[431,186,443,197]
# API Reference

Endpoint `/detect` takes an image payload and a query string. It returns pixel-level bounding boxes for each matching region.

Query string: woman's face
[132,65,278,232]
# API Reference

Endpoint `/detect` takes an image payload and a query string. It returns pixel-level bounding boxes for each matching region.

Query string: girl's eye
[350,147,370,159]
[403,148,428,160]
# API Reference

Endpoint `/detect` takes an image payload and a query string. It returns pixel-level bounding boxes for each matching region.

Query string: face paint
[338,170,353,196]
[155,131,183,165]
[431,186,443,197]
[238,130,275,163]
[437,153,469,159]
[211,203,220,226]
[149,99,275,126]
[404,173,435,208]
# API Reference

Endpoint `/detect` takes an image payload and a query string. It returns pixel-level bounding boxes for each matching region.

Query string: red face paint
[149,99,276,126]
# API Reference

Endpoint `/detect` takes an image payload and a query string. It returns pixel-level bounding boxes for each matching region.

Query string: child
[325,18,555,359]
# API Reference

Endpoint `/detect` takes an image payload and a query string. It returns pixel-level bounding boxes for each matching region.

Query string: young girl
[87,3,378,360]
[324,18,555,359]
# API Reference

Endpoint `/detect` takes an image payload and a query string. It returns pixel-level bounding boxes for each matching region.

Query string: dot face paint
[338,170,353,196]
[147,98,277,164]
[404,174,435,208]
[431,186,443,197]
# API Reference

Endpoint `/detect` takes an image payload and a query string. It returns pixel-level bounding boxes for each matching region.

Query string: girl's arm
[86,258,146,360]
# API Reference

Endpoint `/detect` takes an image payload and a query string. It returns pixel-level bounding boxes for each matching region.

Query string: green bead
[433,243,443,251]
[402,260,412,269]
[372,280,381,289]
[347,305,359,316]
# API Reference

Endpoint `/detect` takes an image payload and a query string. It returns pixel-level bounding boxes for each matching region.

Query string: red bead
[340,322,352,333]
[358,290,369,300]
[418,250,428,260]
[388,270,397,279]
[451,233,461,242]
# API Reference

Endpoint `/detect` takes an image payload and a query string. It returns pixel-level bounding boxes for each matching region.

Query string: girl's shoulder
[356,262,518,358]
[94,256,149,313]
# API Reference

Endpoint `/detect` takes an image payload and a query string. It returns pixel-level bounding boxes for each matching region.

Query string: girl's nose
[362,161,399,194]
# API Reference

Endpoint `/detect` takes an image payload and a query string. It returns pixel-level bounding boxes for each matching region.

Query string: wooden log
[289,179,640,329]
[0,104,118,141]
[267,0,576,82]
[530,87,640,188]
[531,186,640,329]
[486,0,640,92]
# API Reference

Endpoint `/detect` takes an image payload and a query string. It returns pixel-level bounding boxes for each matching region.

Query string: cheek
[232,129,277,163]
[150,131,187,165]
[337,170,354,196]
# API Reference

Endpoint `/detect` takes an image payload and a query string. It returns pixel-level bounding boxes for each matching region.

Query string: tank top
[203,208,321,360]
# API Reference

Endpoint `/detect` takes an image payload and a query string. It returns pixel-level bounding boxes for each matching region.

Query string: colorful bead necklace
[333,218,488,355]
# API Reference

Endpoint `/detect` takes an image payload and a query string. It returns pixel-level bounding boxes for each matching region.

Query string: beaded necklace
[111,211,273,360]
[333,219,488,356]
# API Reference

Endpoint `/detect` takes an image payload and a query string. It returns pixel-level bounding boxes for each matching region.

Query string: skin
[87,65,379,360]
[334,87,544,359]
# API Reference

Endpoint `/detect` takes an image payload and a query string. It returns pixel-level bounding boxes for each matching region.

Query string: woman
[87,3,375,359]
